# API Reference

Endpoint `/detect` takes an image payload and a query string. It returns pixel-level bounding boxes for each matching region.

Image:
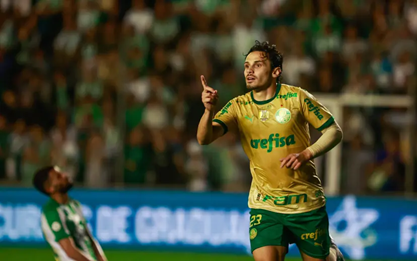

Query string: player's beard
[59,182,73,193]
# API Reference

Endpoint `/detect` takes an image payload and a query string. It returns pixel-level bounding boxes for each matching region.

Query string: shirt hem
[248,201,326,215]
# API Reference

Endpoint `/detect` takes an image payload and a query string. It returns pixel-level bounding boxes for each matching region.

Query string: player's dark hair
[33,166,54,196]
[245,40,283,82]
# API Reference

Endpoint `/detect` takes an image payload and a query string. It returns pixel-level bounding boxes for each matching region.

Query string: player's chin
[65,177,74,187]
[246,83,258,90]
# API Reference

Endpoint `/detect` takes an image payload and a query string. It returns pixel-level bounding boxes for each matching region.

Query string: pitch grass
[0,248,408,261]
[0,248,289,261]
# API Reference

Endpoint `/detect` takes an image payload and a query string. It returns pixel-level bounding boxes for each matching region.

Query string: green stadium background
[1,0,417,260]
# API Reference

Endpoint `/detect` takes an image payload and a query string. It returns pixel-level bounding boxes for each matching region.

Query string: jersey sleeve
[212,99,238,135]
[42,209,70,242]
[299,89,335,131]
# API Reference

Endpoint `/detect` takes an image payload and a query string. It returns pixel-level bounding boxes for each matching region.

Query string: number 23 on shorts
[250,214,262,227]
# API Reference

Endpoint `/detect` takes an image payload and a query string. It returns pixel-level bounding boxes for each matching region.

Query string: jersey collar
[250,83,281,105]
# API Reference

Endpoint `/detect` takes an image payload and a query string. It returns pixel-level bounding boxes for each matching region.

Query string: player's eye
[256,64,262,68]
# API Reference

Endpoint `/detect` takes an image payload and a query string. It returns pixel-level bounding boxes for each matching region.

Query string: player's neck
[51,193,70,204]
[252,83,279,102]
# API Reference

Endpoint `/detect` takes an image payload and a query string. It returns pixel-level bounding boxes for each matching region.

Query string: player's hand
[201,75,219,112]
[97,256,107,261]
[280,149,313,170]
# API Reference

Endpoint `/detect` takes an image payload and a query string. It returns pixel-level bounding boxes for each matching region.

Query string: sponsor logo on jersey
[275,108,291,124]
[301,229,326,241]
[219,101,232,117]
[250,133,296,152]
[277,92,298,100]
[304,98,324,120]
[263,193,308,206]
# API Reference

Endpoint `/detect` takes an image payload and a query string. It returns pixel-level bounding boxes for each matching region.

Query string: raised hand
[201,75,219,112]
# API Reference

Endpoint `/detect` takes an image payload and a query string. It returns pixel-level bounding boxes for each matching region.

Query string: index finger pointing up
[201,75,208,89]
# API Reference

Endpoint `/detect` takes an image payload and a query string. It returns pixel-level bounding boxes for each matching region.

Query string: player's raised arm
[197,75,225,145]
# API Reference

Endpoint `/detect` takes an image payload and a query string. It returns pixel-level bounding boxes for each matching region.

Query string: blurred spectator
[124,0,154,34]
[6,119,29,180]
[341,25,367,61]
[54,12,81,68]
[85,130,107,188]
[0,115,9,179]
[50,112,78,179]
[368,132,405,193]
[185,140,208,191]
[124,126,151,184]
[284,38,315,86]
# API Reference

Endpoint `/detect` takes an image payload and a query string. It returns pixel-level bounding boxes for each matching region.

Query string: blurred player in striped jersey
[33,166,107,261]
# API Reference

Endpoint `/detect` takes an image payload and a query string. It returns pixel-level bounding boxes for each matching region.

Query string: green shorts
[249,206,330,259]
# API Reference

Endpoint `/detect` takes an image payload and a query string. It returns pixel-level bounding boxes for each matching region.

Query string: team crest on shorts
[250,228,258,240]
[275,108,291,124]
[259,110,269,122]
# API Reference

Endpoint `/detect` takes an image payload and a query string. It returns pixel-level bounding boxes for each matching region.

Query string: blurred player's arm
[197,75,237,145]
[58,238,96,261]
[74,201,107,261]
[86,229,107,261]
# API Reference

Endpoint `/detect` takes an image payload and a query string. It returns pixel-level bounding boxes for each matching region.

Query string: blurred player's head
[244,41,283,90]
[33,166,73,196]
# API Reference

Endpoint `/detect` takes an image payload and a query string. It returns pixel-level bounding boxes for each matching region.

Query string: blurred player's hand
[280,149,313,170]
[201,75,219,111]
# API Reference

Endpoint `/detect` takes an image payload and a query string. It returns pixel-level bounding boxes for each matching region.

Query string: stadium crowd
[0,0,416,194]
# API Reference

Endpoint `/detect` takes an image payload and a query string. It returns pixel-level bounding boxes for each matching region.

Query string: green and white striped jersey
[41,198,97,261]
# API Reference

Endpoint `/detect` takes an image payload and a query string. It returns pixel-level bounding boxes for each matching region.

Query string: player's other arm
[301,89,343,159]
[307,120,343,159]
[281,89,343,169]
[58,238,96,261]
[75,201,107,261]
[197,75,236,145]
[86,229,107,261]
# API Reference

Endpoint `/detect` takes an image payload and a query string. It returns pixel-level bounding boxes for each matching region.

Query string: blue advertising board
[1,187,417,260]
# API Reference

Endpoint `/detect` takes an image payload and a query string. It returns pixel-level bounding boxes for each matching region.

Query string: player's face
[47,167,73,194]
[244,51,275,90]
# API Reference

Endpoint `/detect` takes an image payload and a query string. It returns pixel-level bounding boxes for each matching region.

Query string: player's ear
[45,185,53,194]
[272,67,281,79]
[44,179,54,194]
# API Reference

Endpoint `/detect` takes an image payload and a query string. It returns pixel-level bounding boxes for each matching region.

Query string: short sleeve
[41,209,70,242]
[299,89,334,131]
[213,99,238,135]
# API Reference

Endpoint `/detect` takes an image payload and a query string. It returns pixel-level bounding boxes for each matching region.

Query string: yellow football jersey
[213,83,335,214]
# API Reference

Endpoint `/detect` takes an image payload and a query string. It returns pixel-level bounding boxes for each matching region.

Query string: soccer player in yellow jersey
[197,41,345,261]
